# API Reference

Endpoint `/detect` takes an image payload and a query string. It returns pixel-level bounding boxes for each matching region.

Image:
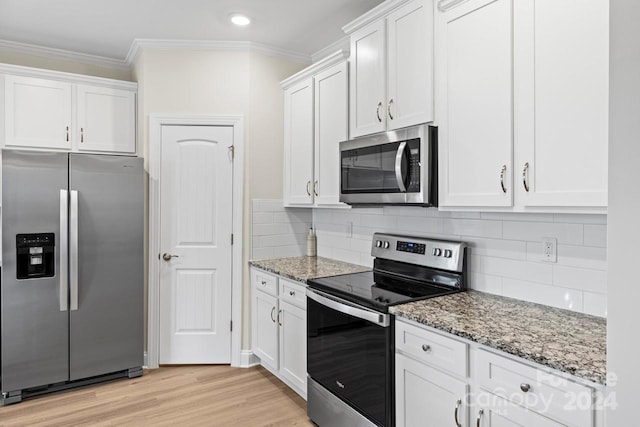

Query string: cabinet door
[514,0,608,207]
[314,61,348,207]
[76,85,136,154]
[350,19,387,138]
[396,354,468,427]
[4,75,72,150]
[437,0,514,207]
[387,0,434,130]
[283,78,314,206]
[278,300,307,394]
[252,290,279,370]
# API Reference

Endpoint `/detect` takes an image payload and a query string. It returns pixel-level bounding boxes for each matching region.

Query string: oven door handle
[307,289,391,327]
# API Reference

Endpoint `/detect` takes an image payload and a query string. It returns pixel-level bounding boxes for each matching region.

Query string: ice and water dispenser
[16,233,55,279]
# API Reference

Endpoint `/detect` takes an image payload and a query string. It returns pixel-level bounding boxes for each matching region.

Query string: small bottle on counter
[307,227,317,257]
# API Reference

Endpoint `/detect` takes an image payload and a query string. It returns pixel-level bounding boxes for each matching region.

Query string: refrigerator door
[1,150,70,392]
[68,154,143,380]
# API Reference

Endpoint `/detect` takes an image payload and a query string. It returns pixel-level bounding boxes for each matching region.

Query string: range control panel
[371,233,465,273]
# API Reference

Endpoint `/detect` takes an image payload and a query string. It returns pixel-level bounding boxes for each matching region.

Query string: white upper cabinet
[437,0,608,212]
[282,51,349,208]
[4,75,73,150]
[437,0,513,207]
[346,0,434,138]
[283,78,315,206]
[314,61,348,206]
[76,85,136,154]
[513,0,608,208]
[1,65,137,155]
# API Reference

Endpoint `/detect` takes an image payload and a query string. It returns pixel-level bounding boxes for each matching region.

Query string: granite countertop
[249,256,370,284]
[390,290,607,385]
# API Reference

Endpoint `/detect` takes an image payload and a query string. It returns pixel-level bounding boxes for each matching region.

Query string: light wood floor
[0,365,315,426]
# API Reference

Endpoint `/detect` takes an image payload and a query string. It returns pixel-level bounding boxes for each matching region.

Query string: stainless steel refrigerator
[1,150,144,405]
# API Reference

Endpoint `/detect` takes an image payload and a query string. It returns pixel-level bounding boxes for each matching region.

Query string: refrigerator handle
[59,190,69,312]
[70,190,79,311]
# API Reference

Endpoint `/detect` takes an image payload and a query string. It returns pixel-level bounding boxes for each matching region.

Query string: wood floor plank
[0,366,314,427]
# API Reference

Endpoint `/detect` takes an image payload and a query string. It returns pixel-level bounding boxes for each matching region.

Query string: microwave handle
[395,141,408,192]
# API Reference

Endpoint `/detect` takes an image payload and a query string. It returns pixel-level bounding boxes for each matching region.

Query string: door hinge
[230,320,233,332]
[228,145,235,159]
[231,233,234,245]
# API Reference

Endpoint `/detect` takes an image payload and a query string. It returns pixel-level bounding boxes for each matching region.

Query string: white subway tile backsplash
[442,218,502,238]
[553,265,608,294]
[502,221,583,244]
[584,224,607,247]
[502,278,584,312]
[240,203,610,318]
[583,292,608,317]
[482,257,553,284]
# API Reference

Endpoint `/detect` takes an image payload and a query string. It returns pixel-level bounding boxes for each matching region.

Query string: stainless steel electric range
[306,233,467,427]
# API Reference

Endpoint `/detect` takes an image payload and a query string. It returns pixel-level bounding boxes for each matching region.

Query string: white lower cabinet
[395,319,603,427]
[396,353,468,427]
[251,267,307,398]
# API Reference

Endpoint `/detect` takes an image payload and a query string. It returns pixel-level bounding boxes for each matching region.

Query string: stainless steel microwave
[339,124,437,206]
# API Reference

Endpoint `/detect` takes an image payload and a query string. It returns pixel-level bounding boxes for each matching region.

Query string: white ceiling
[0,0,384,62]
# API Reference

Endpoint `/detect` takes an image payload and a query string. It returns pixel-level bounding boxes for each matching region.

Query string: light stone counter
[249,256,370,284]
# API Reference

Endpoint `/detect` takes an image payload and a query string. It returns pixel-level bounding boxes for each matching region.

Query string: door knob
[162,253,179,261]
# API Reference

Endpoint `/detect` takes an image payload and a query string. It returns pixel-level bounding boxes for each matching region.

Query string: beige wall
[134,49,306,349]
[0,50,132,81]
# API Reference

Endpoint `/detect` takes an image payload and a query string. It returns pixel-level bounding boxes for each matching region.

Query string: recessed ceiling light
[231,14,251,26]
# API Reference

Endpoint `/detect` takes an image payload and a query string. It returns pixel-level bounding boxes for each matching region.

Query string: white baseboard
[238,350,260,368]
[143,351,149,369]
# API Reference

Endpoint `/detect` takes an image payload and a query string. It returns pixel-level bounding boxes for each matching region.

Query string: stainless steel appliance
[306,233,466,427]
[1,150,144,405]
[339,125,437,206]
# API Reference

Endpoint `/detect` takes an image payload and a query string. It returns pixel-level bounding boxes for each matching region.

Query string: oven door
[307,289,393,427]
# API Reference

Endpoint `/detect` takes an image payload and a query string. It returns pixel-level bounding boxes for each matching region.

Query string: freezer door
[68,154,144,380]
[1,150,70,392]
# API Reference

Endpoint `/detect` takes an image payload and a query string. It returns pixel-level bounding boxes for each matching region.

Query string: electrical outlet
[542,237,557,262]
[346,221,353,238]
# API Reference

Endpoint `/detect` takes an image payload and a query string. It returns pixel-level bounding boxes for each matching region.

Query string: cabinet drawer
[476,350,593,427]
[279,279,306,309]
[395,321,467,377]
[252,268,278,296]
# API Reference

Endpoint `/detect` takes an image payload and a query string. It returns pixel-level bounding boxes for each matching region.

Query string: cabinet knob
[289,290,295,296]
[421,344,431,352]
[261,280,267,286]
[520,383,531,393]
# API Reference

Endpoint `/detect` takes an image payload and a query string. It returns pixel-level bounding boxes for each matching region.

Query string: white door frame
[147,114,244,368]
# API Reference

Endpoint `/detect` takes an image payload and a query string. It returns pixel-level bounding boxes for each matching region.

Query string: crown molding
[342,0,411,34]
[126,39,312,66]
[280,49,349,89]
[0,62,137,89]
[0,39,130,70]
[311,36,350,64]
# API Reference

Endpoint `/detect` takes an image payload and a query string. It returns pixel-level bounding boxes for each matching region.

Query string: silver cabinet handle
[162,253,179,261]
[278,309,283,326]
[307,289,391,327]
[270,306,276,323]
[454,399,462,427]
[80,127,84,143]
[522,162,530,192]
[69,190,79,311]
[394,141,408,192]
[476,409,484,427]
[376,101,383,122]
[289,290,295,296]
[314,180,319,197]
[388,98,394,120]
[66,126,70,142]
[261,280,267,286]
[422,344,431,352]
[59,190,69,312]
[500,165,507,193]
[306,180,311,196]
[520,383,531,392]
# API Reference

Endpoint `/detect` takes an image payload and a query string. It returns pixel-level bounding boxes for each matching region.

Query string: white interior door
[159,125,234,364]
